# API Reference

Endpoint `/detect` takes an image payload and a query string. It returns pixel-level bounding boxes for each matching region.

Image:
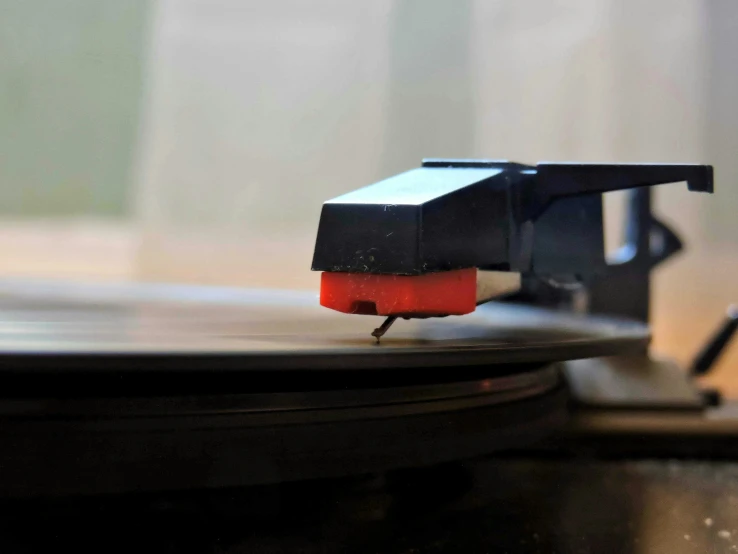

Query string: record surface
[0,280,602,495]
[0,279,649,373]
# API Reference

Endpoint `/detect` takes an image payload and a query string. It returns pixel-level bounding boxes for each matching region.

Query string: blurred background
[0,0,736,387]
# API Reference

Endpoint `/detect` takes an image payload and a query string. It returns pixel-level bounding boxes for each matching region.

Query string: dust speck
[718,530,731,540]
[684,534,691,541]
[705,517,714,527]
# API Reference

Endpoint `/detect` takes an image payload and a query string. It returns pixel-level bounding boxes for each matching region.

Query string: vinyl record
[0,280,649,374]
[0,280,645,496]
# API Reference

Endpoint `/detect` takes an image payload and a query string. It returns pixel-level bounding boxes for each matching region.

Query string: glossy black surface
[0,280,580,497]
[2,458,738,553]
[0,280,649,372]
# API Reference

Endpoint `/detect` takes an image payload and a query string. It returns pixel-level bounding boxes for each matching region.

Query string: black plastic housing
[311,159,712,277]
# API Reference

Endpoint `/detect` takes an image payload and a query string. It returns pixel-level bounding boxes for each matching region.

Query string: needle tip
[371,316,397,344]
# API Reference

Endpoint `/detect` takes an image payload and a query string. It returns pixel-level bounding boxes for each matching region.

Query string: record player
[0,159,735,552]
[0,158,729,493]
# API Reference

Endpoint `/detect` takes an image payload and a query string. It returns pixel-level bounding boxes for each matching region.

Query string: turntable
[3,159,738,552]
[0,158,733,505]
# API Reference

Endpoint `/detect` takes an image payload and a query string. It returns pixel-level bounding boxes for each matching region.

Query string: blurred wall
[705,0,738,243]
[0,0,150,216]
